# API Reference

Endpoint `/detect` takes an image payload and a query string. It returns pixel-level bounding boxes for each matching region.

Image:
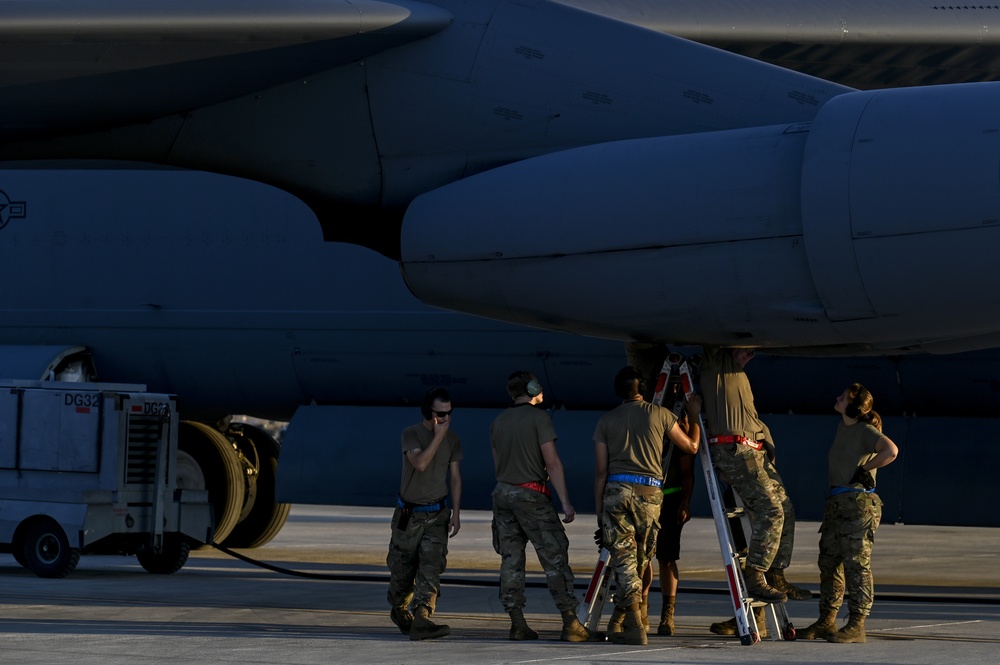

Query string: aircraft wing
[0,0,452,139]
[556,0,1000,89]
[5,0,1000,355]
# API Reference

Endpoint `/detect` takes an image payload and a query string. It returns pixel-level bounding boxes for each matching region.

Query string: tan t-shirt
[701,346,772,444]
[594,400,677,478]
[491,404,557,484]
[828,420,882,487]
[399,422,462,505]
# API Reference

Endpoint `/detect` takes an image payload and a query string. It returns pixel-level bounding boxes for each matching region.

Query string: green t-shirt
[701,346,772,445]
[491,404,557,484]
[594,400,677,479]
[399,422,462,505]
[829,420,882,487]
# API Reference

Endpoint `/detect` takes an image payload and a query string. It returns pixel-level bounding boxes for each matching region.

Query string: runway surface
[1,505,997,664]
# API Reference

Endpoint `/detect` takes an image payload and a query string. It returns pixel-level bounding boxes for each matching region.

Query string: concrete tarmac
[1,505,998,664]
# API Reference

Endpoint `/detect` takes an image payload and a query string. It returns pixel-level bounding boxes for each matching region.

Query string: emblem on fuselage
[0,190,26,230]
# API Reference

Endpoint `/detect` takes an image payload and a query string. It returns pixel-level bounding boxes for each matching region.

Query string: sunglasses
[432,409,453,418]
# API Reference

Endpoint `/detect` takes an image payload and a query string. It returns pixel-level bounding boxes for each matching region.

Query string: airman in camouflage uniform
[623,342,700,635]
[818,492,882,615]
[799,383,898,644]
[594,366,701,645]
[490,371,602,643]
[386,388,462,641]
[701,346,810,618]
[387,507,452,613]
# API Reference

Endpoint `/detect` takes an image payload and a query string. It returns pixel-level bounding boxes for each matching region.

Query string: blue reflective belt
[826,486,876,499]
[396,496,447,512]
[608,473,663,488]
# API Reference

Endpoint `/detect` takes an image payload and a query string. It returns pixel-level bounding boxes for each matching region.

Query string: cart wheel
[784,625,797,641]
[740,632,759,646]
[137,536,191,574]
[23,519,80,578]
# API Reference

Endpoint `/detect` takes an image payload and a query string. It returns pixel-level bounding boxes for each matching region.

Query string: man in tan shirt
[386,388,462,640]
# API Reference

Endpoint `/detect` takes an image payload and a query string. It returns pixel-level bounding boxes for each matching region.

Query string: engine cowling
[401,82,1000,352]
[801,83,1000,352]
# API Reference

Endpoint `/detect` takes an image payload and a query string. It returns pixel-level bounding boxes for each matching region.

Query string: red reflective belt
[708,435,764,451]
[517,481,551,496]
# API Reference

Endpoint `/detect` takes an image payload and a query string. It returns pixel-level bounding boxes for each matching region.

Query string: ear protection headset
[520,372,543,398]
[421,387,451,419]
[844,385,869,419]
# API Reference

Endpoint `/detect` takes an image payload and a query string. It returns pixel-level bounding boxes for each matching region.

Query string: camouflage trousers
[601,481,662,607]
[711,443,796,571]
[491,482,579,613]
[817,491,882,617]
[386,506,451,612]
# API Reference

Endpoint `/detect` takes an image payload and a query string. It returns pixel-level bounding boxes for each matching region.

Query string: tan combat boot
[657,596,676,635]
[609,603,647,645]
[708,607,767,638]
[409,605,450,641]
[508,608,538,641]
[709,615,736,636]
[606,606,625,634]
[559,609,605,642]
[745,567,787,603]
[752,606,768,639]
[826,612,867,643]
[765,568,812,601]
[798,610,839,640]
[390,606,413,635]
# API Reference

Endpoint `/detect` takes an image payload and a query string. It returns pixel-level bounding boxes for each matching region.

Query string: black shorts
[655,491,685,562]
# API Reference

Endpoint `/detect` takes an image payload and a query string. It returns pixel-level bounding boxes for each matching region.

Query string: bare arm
[667,416,700,455]
[863,435,899,471]
[405,419,449,473]
[594,441,608,522]
[666,393,702,455]
[448,460,462,537]
[677,452,695,524]
[540,440,574,523]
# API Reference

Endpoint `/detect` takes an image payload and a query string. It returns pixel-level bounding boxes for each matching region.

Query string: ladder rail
[694,411,759,644]
[679,358,758,645]
[579,547,611,628]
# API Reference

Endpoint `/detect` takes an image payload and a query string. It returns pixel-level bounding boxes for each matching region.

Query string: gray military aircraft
[0,0,998,543]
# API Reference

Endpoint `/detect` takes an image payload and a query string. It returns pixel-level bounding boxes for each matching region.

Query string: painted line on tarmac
[508,643,731,663]
[873,619,984,632]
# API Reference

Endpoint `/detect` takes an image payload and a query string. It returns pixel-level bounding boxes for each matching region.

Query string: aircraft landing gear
[177,420,289,549]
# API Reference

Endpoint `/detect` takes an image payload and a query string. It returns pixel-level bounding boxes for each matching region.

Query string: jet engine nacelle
[400,82,1000,353]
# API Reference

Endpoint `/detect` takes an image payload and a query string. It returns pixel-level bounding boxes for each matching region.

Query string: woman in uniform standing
[799,383,899,644]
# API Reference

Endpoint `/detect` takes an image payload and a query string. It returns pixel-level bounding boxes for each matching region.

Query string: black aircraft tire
[137,536,191,574]
[222,425,291,549]
[22,519,81,579]
[178,421,246,547]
